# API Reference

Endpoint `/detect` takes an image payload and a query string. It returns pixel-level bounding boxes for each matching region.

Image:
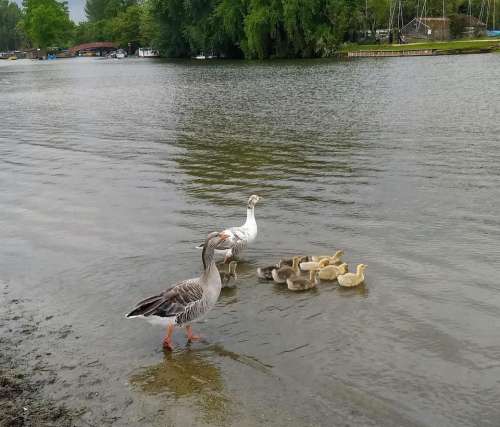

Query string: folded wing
[126,279,203,319]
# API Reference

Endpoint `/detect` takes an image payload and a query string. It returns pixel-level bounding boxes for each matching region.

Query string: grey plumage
[256,265,277,280]
[126,232,224,326]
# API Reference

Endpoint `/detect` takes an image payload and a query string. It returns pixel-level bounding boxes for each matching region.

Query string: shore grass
[340,38,500,53]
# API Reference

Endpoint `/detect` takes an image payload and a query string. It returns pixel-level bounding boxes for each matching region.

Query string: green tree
[243,0,286,59]
[0,0,23,50]
[147,0,497,59]
[109,3,141,46]
[365,0,388,39]
[22,0,73,49]
[85,0,137,22]
[150,0,190,56]
[73,19,111,43]
[139,0,159,46]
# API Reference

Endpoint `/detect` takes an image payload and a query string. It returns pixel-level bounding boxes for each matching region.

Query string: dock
[347,46,496,58]
[348,49,435,57]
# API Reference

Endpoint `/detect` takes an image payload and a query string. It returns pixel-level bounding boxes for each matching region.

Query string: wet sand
[0,285,76,427]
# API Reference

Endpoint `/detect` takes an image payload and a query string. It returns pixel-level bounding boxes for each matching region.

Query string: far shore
[2,38,500,63]
[339,38,500,57]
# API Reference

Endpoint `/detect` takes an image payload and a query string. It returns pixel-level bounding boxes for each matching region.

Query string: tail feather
[126,295,164,318]
[135,293,162,306]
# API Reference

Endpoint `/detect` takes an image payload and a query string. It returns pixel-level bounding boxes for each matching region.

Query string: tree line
[1,0,498,56]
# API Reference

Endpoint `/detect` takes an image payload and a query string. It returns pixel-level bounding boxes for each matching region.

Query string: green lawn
[340,39,500,53]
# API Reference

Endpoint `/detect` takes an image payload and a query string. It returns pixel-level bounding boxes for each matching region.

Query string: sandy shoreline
[0,289,79,426]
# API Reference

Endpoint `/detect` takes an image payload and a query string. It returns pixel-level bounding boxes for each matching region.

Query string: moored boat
[138,47,160,58]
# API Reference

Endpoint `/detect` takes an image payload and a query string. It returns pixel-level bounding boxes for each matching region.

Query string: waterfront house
[401,17,450,41]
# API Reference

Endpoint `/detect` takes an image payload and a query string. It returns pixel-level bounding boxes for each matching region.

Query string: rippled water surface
[1,55,500,426]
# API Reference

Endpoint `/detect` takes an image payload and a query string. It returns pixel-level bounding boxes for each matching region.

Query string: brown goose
[126,231,229,350]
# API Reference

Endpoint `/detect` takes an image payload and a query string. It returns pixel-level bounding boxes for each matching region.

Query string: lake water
[1,55,500,426]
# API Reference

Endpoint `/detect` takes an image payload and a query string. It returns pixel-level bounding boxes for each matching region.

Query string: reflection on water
[172,130,357,207]
[173,135,284,206]
[130,349,231,425]
[337,283,369,298]
[130,344,274,425]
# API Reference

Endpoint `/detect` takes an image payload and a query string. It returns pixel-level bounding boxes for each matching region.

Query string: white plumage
[198,194,261,262]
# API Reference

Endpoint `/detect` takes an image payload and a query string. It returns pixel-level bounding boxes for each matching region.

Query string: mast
[442,0,446,39]
[365,0,368,38]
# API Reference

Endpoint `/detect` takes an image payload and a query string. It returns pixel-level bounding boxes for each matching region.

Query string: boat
[116,49,127,59]
[193,52,217,60]
[137,47,160,58]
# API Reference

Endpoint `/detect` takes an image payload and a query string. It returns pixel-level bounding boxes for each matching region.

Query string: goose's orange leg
[162,324,175,351]
[186,325,201,342]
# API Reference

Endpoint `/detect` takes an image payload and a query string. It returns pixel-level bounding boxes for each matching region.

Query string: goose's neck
[201,246,220,285]
[243,208,257,240]
[246,208,255,224]
[244,207,256,227]
[201,260,222,306]
[309,270,316,282]
[201,261,219,283]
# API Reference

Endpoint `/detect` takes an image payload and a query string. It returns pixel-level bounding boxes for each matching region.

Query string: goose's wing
[338,273,355,287]
[195,226,247,250]
[213,226,248,251]
[126,278,203,318]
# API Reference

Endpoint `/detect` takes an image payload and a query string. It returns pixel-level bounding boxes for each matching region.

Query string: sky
[14,0,86,23]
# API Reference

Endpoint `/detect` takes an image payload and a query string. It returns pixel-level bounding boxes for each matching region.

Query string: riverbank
[0,288,78,426]
[340,38,500,57]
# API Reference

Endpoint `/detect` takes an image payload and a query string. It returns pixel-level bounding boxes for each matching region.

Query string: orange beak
[219,232,230,241]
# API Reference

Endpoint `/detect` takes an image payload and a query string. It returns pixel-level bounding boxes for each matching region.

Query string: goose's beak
[219,232,230,241]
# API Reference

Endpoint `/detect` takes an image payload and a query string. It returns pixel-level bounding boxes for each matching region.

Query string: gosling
[317,262,348,281]
[286,270,318,291]
[337,264,367,288]
[220,261,238,288]
[299,257,329,272]
[271,256,301,283]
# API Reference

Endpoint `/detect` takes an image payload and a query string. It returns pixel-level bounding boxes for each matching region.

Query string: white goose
[198,195,261,263]
[126,231,229,350]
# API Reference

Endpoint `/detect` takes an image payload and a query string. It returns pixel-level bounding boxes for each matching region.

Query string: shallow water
[1,55,500,426]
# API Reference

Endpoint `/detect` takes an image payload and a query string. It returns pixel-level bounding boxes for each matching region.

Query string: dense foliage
[0,0,23,50]
[4,0,500,56]
[73,0,153,49]
[145,0,500,58]
[22,0,73,49]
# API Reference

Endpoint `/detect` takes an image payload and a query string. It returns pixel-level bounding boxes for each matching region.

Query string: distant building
[68,42,118,57]
[401,16,487,41]
[23,48,40,59]
[456,15,487,38]
[401,17,450,41]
